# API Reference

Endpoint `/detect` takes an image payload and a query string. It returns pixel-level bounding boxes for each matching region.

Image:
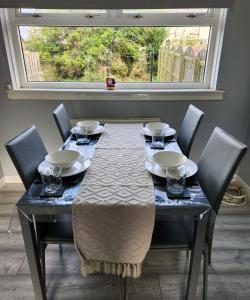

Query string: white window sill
[7,88,224,101]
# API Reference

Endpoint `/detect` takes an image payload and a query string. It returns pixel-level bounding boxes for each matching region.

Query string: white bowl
[153,151,187,169]
[45,150,80,170]
[146,122,169,135]
[77,120,100,133]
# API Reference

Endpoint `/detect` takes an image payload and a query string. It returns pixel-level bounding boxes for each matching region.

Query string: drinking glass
[39,165,62,193]
[75,126,90,145]
[151,129,165,148]
[166,165,187,196]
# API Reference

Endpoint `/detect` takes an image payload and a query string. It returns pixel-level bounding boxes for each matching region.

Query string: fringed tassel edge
[80,259,142,279]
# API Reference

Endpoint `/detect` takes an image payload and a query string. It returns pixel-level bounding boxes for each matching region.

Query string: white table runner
[72,123,155,278]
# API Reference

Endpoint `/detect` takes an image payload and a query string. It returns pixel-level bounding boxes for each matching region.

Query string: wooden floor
[0,183,250,300]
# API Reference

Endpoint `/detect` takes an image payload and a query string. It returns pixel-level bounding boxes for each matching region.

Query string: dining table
[16,123,213,300]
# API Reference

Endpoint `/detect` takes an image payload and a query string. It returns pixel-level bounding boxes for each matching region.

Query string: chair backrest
[5,125,47,190]
[53,104,72,142]
[177,104,204,157]
[197,127,247,215]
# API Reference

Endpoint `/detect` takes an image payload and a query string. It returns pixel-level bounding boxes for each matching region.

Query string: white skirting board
[0,175,24,190]
[4,176,22,184]
[0,177,5,189]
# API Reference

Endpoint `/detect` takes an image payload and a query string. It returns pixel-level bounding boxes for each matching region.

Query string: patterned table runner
[72,124,155,278]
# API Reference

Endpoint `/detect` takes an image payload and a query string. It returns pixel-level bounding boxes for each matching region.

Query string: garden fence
[157,40,206,83]
[24,51,44,81]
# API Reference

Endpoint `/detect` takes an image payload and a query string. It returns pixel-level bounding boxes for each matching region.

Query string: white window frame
[1,8,227,93]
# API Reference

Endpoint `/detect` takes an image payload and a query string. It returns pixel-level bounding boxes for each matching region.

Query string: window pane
[123,9,209,14]
[19,26,210,83]
[20,9,106,14]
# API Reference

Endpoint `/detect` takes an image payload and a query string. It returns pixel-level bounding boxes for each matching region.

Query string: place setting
[142,122,176,149]
[37,149,90,198]
[145,150,198,199]
[71,120,105,145]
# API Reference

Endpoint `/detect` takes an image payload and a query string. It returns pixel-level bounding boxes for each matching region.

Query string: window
[19,9,107,15]
[1,8,227,92]
[123,9,209,14]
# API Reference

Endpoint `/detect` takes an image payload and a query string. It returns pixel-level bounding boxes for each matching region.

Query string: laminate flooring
[0,183,249,300]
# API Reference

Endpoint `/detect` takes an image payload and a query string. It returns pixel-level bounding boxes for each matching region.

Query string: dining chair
[177,104,204,157]
[5,125,74,292]
[53,103,72,142]
[150,127,247,300]
[5,126,48,190]
[5,125,48,233]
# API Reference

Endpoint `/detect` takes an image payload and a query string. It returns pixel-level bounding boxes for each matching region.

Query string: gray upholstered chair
[151,127,247,300]
[53,103,72,142]
[177,104,204,157]
[5,125,48,233]
[5,126,73,292]
[5,125,47,190]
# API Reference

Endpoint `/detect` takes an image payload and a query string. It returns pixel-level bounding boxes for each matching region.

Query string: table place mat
[73,123,155,279]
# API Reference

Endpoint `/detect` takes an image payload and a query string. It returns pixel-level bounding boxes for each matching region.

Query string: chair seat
[151,218,195,249]
[38,215,74,244]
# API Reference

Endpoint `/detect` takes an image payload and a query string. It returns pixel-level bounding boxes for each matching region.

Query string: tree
[23,26,168,82]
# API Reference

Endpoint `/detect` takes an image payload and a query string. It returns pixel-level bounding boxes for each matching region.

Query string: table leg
[185,213,208,300]
[120,277,129,300]
[18,210,46,300]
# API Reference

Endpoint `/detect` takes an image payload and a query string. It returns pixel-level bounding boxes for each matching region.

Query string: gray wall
[0,0,250,183]
[239,111,250,184]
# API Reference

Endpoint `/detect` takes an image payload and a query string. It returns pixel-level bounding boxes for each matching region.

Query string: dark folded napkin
[150,145,165,150]
[70,134,77,141]
[166,189,190,199]
[186,176,199,186]
[76,139,91,145]
[145,135,175,143]
[40,186,65,198]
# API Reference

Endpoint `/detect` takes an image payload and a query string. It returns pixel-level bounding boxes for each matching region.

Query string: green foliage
[23,26,168,82]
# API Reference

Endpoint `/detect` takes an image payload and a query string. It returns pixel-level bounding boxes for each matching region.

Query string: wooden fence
[157,41,206,83]
[24,51,44,81]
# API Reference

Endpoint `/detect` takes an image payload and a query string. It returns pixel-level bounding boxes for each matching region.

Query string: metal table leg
[18,210,46,300]
[120,277,129,300]
[185,213,209,300]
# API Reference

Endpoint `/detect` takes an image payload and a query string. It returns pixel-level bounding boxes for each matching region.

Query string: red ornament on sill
[106,77,116,90]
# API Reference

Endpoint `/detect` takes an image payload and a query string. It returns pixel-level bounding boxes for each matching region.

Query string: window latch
[126,14,143,19]
[186,13,196,19]
[186,13,207,19]
[32,13,42,18]
[85,14,101,19]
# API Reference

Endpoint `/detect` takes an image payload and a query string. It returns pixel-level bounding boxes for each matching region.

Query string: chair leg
[59,244,63,256]
[39,243,46,294]
[120,277,129,300]
[203,249,208,300]
[7,205,16,233]
[185,250,190,273]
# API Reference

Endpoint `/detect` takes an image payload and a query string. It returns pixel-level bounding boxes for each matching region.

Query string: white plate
[71,125,105,136]
[142,127,176,137]
[38,156,90,177]
[145,159,198,178]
